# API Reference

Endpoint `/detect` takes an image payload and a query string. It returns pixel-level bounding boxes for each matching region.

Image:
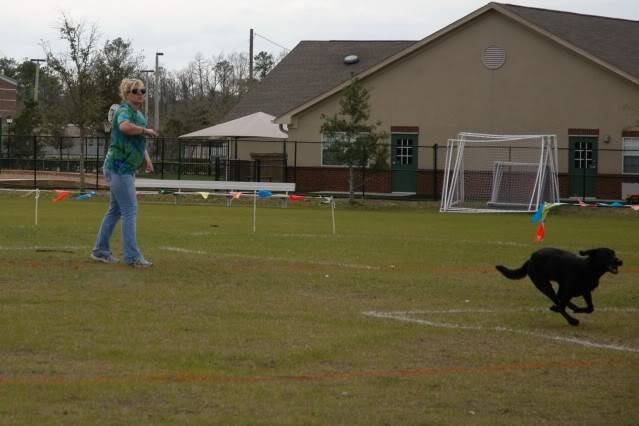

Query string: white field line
[0,245,88,251]
[363,310,639,353]
[160,246,381,270]
[185,232,337,238]
[268,233,338,239]
[390,307,639,315]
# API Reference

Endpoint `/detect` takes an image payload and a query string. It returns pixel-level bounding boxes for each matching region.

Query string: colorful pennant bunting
[75,191,96,201]
[51,190,70,203]
[531,202,545,224]
[597,201,625,208]
[320,196,334,204]
[257,190,272,198]
[535,223,545,242]
[577,198,594,207]
[531,202,564,242]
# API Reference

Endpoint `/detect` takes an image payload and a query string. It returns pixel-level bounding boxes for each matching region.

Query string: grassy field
[0,191,638,424]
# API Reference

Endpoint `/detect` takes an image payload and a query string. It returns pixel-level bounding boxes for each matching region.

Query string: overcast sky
[2,0,637,71]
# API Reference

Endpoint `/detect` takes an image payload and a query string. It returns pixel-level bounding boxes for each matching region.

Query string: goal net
[440,133,559,213]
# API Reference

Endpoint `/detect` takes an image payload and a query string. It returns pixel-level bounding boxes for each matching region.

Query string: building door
[569,136,598,198]
[391,133,417,193]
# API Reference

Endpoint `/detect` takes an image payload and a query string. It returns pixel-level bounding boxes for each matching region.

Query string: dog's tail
[495,261,529,280]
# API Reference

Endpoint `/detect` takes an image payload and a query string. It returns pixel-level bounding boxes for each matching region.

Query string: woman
[91,78,156,267]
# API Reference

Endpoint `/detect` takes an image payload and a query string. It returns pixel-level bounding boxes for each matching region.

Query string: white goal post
[440,133,560,213]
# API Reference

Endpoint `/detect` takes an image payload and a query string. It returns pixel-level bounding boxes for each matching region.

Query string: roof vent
[481,46,506,70]
[344,54,359,65]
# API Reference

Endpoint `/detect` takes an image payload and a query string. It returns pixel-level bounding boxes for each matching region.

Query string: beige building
[228,3,639,198]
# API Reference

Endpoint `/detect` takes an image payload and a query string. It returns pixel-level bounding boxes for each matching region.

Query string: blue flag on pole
[531,202,545,223]
[75,191,96,201]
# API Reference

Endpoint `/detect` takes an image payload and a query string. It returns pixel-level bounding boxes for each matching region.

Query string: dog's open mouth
[609,262,622,274]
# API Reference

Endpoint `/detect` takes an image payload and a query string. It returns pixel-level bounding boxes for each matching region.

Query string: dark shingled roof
[224,40,415,121]
[225,4,639,122]
[500,3,639,80]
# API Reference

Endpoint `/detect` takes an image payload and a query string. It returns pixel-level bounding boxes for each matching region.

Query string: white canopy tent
[178,112,288,182]
[178,112,288,140]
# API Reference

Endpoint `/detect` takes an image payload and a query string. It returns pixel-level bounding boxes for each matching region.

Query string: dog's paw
[568,318,580,326]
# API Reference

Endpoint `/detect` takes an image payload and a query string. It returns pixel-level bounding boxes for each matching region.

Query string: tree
[44,13,101,191]
[19,61,64,140]
[93,37,142,132]
[254,51,275,79]
[2,59,61,123]
[320,77,388,201]
[0,57,19,79]
[214,59,234,99]
[5,59,64,157]
[191,53,211,98]
[12,99,43,158]
[228,52,250,97]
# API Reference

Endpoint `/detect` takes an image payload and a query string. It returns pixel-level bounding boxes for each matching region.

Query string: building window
[394,137,414,165]
[623,137,639,174]
[574,141,594,169]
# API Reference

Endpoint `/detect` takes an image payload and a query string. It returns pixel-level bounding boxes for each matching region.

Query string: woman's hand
[144,150,155,174]
[145,159,155,173]
[143,128,158,138]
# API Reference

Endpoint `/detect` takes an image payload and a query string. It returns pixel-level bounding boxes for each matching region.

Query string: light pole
[249,29,254,82]
[5,118,13,158]
[140,69,154,119]
[154,52,164,131]
[30,58,46,103]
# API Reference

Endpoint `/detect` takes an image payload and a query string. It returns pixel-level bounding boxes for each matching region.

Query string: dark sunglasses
[130,88,146,95]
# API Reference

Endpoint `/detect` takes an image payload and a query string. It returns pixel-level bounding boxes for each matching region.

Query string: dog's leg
[556,290,580,326]
[559,308,579,325]
[571,292,594,314]
[551,299,580,325]
[557,306,579,326]
[530,276,562,309]
[566,301,582,312]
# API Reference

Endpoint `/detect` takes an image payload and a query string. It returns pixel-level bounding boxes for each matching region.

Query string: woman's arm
[119,121,157,138]
[143,149,154,173]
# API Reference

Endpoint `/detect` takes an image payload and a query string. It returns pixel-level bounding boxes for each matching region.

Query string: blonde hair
[119,78,144,101]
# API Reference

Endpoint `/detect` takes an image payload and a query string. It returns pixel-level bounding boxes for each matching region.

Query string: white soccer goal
[440,133,560,213]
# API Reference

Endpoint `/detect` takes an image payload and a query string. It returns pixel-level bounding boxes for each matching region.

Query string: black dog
[496,248,622,326]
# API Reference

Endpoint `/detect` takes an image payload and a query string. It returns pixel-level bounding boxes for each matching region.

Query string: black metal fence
[0,134,637,201]
[0,135,289,187]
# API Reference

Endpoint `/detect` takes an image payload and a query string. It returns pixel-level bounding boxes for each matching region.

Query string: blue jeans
[92,168,143,264]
